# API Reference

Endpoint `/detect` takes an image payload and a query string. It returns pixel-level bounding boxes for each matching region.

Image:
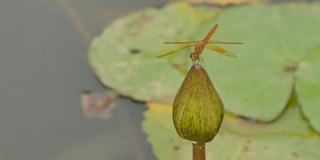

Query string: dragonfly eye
[190,52,198,61]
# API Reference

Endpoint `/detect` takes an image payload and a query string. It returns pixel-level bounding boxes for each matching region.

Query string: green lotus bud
[172,63,224,143]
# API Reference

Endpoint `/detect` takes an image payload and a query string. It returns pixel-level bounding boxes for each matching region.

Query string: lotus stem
[192,141,206,160]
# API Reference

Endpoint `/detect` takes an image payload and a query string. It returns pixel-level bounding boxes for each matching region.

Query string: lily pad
[89,2,218,103]
[196,3,320,121]
[89,2,320,125]
[222,93,310,136]
[143,102,320,160]
[296,45,320,131]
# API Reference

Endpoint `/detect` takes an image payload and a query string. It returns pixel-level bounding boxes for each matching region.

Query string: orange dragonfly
[157,24,242,62]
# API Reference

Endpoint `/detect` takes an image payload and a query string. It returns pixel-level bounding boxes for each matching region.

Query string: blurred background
[0,0,169,159]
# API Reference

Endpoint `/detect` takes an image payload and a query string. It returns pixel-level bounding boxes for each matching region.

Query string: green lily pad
[89,2,218,103]
[143,102,320,160]
[195,3,320,121]
[223,101,310,136]
[296,45,320,131]
[89,2,320,125]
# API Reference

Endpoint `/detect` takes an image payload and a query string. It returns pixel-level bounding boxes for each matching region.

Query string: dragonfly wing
[205,45,237,58]
[156,45,194,58]
[207,40,243,44]
[164,41,200,44]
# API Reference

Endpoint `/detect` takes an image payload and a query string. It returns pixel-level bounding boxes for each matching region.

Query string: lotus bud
[172,63,224,143]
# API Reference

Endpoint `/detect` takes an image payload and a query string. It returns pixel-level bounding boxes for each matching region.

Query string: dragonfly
[156,24,242,62]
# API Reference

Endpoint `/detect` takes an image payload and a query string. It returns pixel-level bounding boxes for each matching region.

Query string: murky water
[0,0,166,159]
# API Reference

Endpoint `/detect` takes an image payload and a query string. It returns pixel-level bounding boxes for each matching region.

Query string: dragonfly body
[157,24,242,62]
[191,41,205,61]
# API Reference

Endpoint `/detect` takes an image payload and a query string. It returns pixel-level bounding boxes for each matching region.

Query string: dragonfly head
[190,52,199,61]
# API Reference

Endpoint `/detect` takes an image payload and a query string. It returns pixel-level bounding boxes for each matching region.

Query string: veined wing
[205,45,237,58]
[207,40,243,44]
[164,41,199,44]
[156,45,194,58]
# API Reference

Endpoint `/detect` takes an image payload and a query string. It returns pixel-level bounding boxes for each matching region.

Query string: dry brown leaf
[81,91,119,119]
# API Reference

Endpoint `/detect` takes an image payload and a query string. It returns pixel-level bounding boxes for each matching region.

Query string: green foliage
[89,1,320,129]
[296,45,320,131]
[89,2,320,159]
[198,3,320,121]
[89,2,217,103]
[143,102,320,160]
